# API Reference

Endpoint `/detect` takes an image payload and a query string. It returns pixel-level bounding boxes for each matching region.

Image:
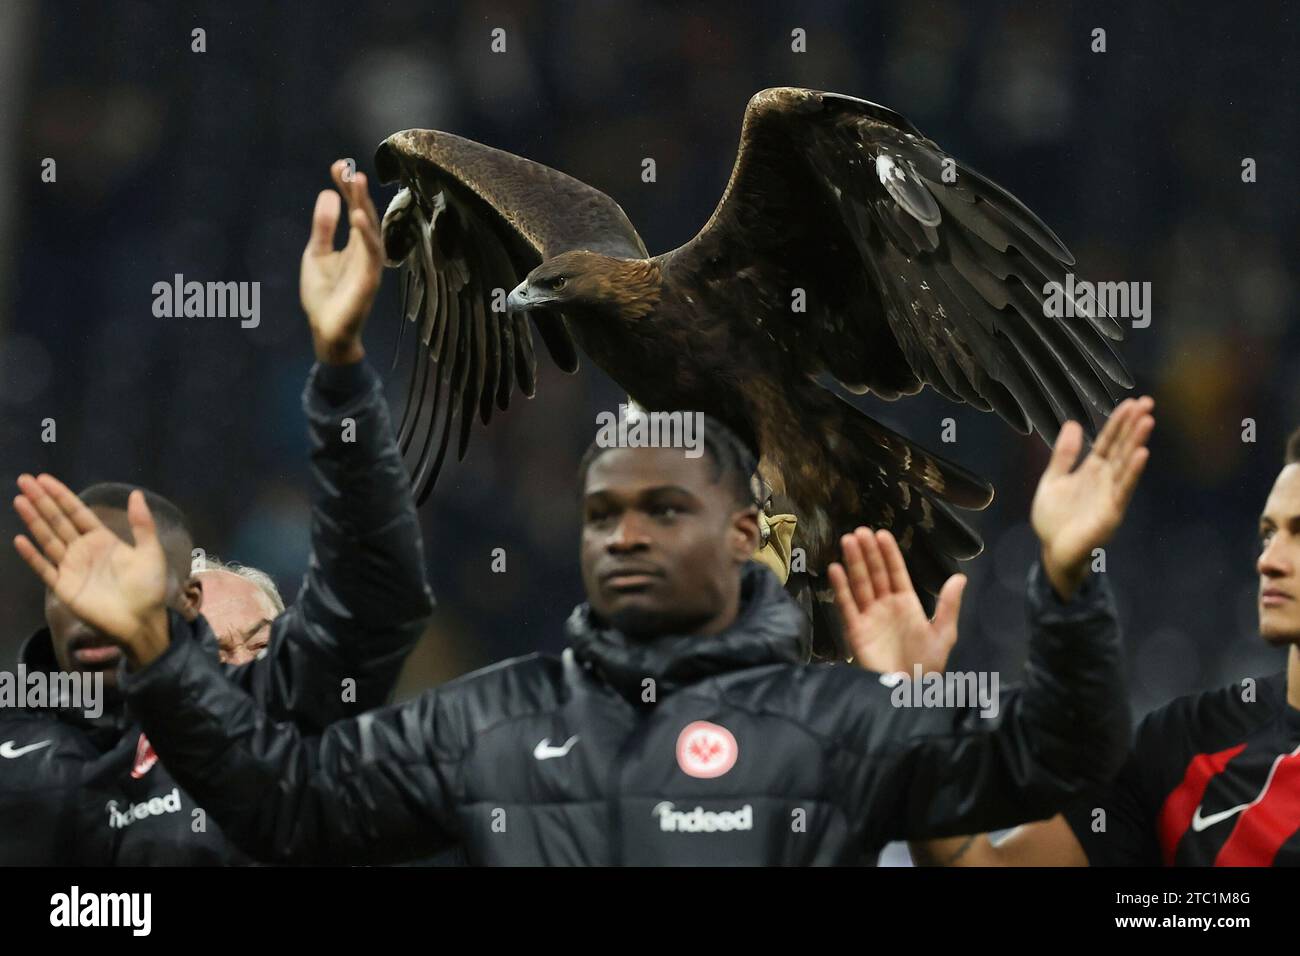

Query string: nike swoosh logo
[533,735,579,760]
[1190,802,1250,831]
[0,739,53,759]
[1190,742,1300,832]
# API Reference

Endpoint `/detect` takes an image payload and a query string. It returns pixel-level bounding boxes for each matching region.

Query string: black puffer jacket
[0,361,433,865]
[123,560,1129,865]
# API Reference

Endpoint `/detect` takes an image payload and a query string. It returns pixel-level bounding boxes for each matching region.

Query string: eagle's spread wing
[667,87,1132,443]
[374,129,647,501]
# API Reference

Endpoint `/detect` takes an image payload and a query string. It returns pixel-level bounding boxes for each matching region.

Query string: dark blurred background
[0,0,1296,758]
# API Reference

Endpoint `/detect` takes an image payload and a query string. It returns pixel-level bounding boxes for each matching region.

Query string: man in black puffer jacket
[0,160,432,865]
[21,393,1153,865]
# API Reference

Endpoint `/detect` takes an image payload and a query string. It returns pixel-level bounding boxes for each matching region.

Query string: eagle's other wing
[666,87,1132,443]
[374,130,648,501]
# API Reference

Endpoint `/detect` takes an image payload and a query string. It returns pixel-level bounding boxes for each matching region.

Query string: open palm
[830,527,965,675]
[300,160,383,362]
[13,474,167,642]
[1031,397,1154,574]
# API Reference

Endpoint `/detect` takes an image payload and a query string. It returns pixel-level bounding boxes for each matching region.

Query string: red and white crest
[131,733,158,779]
[676,721,738,778]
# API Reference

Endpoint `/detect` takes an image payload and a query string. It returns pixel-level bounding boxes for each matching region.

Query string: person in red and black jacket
[913,425,1300,867]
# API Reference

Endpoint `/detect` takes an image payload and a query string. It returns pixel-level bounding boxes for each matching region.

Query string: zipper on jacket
[607,701,655,866]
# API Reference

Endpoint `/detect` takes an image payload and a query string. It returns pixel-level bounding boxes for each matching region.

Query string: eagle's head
[507,250,661,321]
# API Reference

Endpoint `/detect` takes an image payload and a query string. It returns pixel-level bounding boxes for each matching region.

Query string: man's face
[579,446,759,639]
[1257,464,1300,643]
[197,570,278,665]
[45,506,195,691]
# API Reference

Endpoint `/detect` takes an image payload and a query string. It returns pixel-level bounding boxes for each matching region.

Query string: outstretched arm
[12,482,454,864]
[834,397,1152,848]
[128,621,456,865]
[226,161,435,726]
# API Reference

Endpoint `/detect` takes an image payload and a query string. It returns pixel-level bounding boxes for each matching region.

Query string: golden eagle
[375,87,1131,612]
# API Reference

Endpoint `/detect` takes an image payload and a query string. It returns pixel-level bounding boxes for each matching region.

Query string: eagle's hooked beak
[506,279,538,313]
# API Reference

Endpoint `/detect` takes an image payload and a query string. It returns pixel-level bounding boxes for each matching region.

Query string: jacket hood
[19,627,58,673]
[565,561,809,702]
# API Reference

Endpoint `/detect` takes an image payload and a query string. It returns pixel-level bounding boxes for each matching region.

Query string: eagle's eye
[549,276,567,291]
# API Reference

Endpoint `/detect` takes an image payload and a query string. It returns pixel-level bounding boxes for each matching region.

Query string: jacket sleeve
[840,561,1131,846]
[1063,698,1172,865]
[123,611,458,865]
[226,359,435,730]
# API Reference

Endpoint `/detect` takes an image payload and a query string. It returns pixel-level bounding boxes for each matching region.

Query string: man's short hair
[577,412,759,509]
[1286,428,1300,465]
[78,482,194,582]
[194,557,286,615]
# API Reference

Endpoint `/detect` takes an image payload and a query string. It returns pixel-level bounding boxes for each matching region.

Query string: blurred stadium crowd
[0,0,1296,728]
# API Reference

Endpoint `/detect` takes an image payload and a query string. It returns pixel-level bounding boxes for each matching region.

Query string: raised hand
[1031,396,1155,599]
[300,159,384,365]
[828,527,966,676]
[12,474,170,666]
